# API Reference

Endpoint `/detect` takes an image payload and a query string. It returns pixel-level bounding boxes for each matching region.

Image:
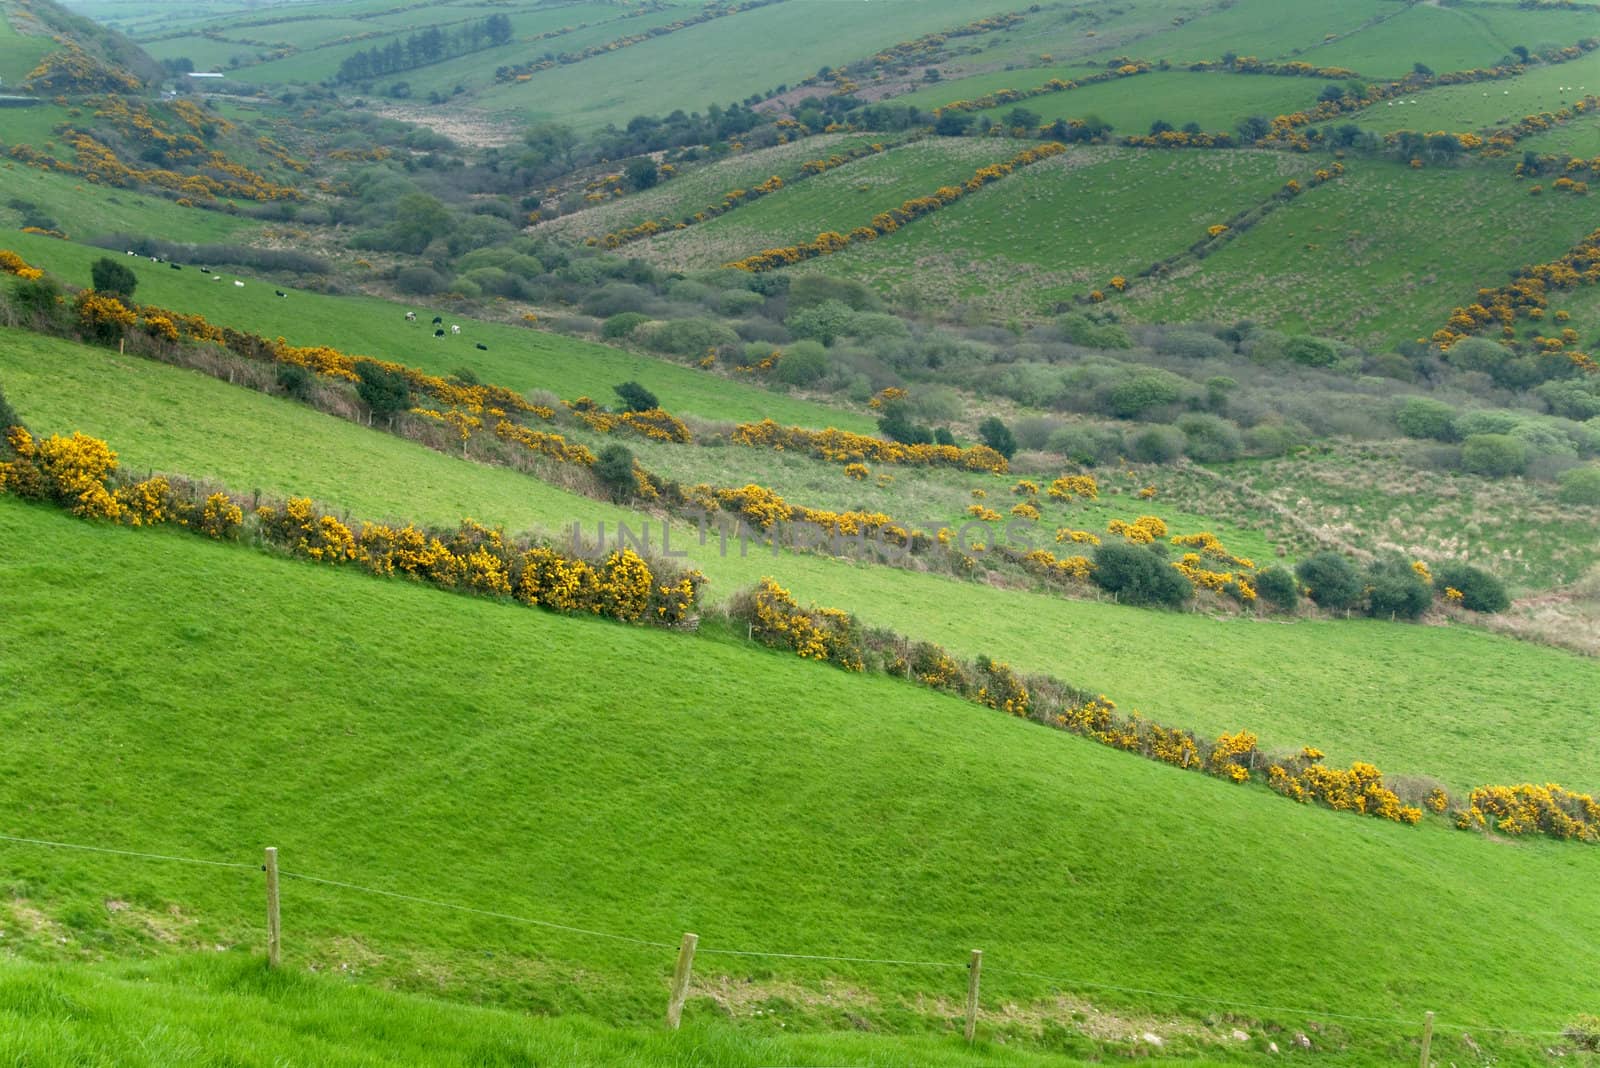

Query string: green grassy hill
[4,328,1596,793]
[5,231,874,431]
[0,955,1103,1067]
[1,495,1597,1066]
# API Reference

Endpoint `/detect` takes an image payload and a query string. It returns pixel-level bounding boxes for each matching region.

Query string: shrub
[977,416,1017,459]
[1128,425,1185,464]
[1364,556,1431,620]
[90,257,137,299]
[786,299,855,345]
[276,364,315,401]
[1395,397,1459,441]
[788,274,879,311]
[613,381,658,413]
[773,343,828,386]
[1460,433,1529,477]
[354,362,411,423]
[594,443,637,499]
[394,266,447,295]
[1174,413,1241,462]
[1106,373,1182,418]
[1295,551,1362,610]
[1091,542,1191,607]
[602,312,650,339]
[1254,566,1299,609]
[641,318,738,356]
[1058,313,1131,349]
[0,384,19,430]
[1557,464,1600,505]
[1155,330,1229,360]
[1432,562,1510,613]
[1283,335,1338,367]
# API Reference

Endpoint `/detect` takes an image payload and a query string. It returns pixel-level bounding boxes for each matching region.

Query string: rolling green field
[0,956,1117,1068]
[0,4,51,84]
[639,138,1023,270]
[472,0,1025,129]
[235,0,666,90]
[1,495,1597,1067]
[1297,2,1589,78]
[0,160,254,243]
[896,71,1335,137]
[5,329,1598,791]
[813,147,1307,317]
[1122,157,1600,346]
[1351,49,1600,136]
[3,232,876,431]
[543,133,894,243]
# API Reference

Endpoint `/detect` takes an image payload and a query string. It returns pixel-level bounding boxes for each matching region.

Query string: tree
[388,193,452,255]
[977,416,1017,459]
[90,257,137,299]
[1236,115,1271,143]
[1149,118,1174,135]
[1364,557,1431,620]
[1295,552,1362,610]
[624,157,658,191]
[1255,567,1299,610]
[1091,543,1191,607]
[1460,433,1528,477]
[613,381,658,412]
[1432,562,1510,613]
[1284,336,1338,367]
[933,427,956,446]
[595,444,637,500]
[1557,464,1600,506]
[522,122,578,170]
[878,409,931,445]
[354,362,411,424]
[485,13,513,46]
[1003,107,1040,131]
[934,112,974,137]
[785,299,855,345]
[1395,397,1458,441]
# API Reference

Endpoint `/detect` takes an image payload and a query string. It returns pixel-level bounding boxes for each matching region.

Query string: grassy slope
[472,0,1025,129]
[637,138,1023,270]
[814,147,1305,316]
[1299,3,1595,78]
[0,159,253,243]
[0,956,1106,1068]
[0,3,52,84]
[3,330,1598,791]
[1352,49,1600,136]
[541,133,886,242]
[898,71,1333,136]
[1122,158,1600,346]
[3,232,875,431]
[1,495,1597,1064]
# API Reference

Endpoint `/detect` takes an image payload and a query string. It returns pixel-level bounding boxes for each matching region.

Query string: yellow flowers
[1054,527,1101,546]
[0,249,44,280]
[1444,586,1465,603]
[1012,479,1038,497]
[1107,515,1167,544]
[1411,560,1433,583]
[1047,475,1099,500]
[1461,783,1598,841]
[1207,224,1230,238]
[732,420,1008,473]
[967,504,1002,522]
[844,463,870,481]
[1009,501,1040,521]
[746,578,864,670]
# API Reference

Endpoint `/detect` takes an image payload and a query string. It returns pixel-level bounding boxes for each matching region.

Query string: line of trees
[334,15,512,84]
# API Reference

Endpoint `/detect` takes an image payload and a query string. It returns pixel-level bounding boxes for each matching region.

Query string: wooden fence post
[964,949,982,1043]
[666,932,697,1030]
[1418,1010,1434,1068]
[264,846,280,969]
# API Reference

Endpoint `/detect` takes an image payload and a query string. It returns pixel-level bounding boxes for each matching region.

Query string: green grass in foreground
[3,330,1598,794]
[0,160,254,244]
[2,232,874,432]
[0,496,1597,1066]
[0,955,1107,1067]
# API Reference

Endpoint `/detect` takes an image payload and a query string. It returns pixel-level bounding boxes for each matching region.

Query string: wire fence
[0,830,1576,1045]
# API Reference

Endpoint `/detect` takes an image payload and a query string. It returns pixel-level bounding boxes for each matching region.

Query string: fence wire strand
[0,830,1577,1038]
[0,832,258,871]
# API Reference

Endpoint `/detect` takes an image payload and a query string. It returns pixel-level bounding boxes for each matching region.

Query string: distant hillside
[2,0,163,91]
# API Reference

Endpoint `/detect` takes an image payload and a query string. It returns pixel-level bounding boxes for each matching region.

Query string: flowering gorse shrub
[732,419,1008,472]
[742,577,865,670]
